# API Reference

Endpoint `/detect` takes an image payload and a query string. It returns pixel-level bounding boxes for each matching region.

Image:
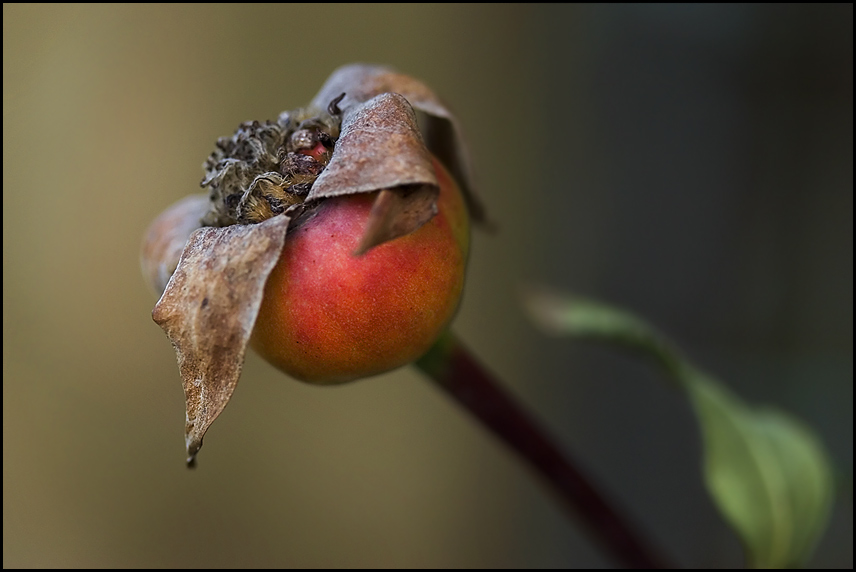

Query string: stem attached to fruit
[415,331,672,569]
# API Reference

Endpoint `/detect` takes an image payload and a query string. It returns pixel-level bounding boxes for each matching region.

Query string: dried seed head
[144,64,488,465]
[200,107,342,227]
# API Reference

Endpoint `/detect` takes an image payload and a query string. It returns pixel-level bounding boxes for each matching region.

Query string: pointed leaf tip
[354,186,439,256]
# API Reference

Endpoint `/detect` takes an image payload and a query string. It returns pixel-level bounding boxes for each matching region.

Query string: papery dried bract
[354,187,438,256]
[308,93,436,200]
[152,213,291,464]
[140,194,209,296]
[311,63,487,225]
[309,93,439,251]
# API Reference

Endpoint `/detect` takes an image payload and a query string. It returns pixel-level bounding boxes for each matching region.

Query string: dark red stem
[415,332,672,569]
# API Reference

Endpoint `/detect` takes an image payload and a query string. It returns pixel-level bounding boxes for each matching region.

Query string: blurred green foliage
[525,290,834,567]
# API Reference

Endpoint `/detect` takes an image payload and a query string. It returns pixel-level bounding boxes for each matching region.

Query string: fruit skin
[250,157,470,384]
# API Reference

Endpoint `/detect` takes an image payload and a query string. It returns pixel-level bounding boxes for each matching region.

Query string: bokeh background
[4,4,851,568]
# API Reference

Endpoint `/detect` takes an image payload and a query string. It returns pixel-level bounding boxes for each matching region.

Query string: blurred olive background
[4,4,851,568]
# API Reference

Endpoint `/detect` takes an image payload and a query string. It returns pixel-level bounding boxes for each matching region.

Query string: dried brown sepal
[307,93,436,200]
[307,93,440,250]
[140,193,209,297]
[152,213,292,465]
[310,63,488,226]
[354,187,438,256]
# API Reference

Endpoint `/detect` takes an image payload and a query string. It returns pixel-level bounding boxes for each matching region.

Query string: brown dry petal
[354,187,439,256]
[308,93,440,252]
[140,193,209,296]
[311,63,488,226]
[152,213,292,465]
[308,93,436,200]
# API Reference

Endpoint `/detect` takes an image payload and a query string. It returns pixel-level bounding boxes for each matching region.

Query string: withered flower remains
[141,64,484,465]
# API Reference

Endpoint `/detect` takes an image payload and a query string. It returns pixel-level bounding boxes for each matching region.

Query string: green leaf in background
[523,287,835,569]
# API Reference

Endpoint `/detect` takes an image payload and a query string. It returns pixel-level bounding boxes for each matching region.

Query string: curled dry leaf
[354,187,438,256]
[141,64,481,464]
[140,194,210,296]
[311,63,487,226]
[152,213,292,465]
[309,93,436,199]
[308,92,439,249]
